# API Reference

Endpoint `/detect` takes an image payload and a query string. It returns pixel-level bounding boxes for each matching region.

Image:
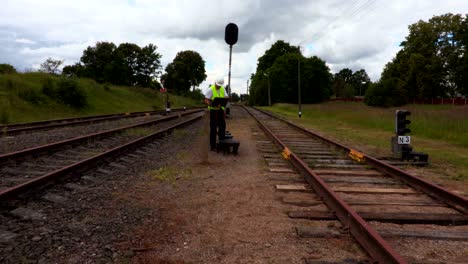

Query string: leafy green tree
[0,63,17,74]
[256,40,300,73]
[249,41,331,105]
[351,69,371,96]
[332,68,353,97]
[80,41,116,83]
[62,64,85,77]
[250,41,300,106]
[331,68,370,97]
[40,57,63,75]
[365,78,407,107]
[380,13,468,101]
[456,16,468,95]
[112,43,141,86]
[161,50,206,95]
[261,53,331,104]
[68,41,162,87]
[240,94,249,102]
[230,92,240,102]
[267,53,302,103]
[134,44,162,87]
[248,73,269,106]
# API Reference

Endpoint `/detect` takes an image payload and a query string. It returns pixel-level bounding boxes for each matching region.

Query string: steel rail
[0,107,200,136]
[253,107,468,214]
[245,106,407,263]
[0,113,203,200]
[0,109,203,164]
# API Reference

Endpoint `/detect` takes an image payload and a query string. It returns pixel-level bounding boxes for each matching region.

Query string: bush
[6,79,15,89]
[56,77,88,108]
[0,104,10,124]
[0,64,17,74]
[365,78,407,107]
[17,86,42,104]
[41,78,56,97]
[181,89,204,101]
[41,77,88,108]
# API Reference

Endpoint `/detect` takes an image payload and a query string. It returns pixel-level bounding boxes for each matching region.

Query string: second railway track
[0,108,197,137]
[0,109,203,200]
[246,106,468,263]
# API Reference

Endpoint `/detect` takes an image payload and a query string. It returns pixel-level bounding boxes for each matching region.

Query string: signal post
[391,109,429,164]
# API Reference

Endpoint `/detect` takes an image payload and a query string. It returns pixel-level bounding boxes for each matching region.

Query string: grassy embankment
[262,102,468,187]
[0,72,202,124]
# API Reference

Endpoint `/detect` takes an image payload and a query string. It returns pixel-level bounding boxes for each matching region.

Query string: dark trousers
[210,109,226,149]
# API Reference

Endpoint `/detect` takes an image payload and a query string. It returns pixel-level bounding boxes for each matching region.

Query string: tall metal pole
[228,45,232,96]
[267,77,271,107]
[298,47,302,118]
[247,80,249,95]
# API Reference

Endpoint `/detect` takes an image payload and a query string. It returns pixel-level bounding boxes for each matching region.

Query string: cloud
[15,38,36,44]
[1,0,468,94]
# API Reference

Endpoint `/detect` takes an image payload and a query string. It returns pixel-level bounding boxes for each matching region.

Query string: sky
[1,0,467,95]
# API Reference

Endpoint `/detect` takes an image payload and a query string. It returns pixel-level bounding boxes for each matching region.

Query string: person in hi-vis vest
[204,76,230,151]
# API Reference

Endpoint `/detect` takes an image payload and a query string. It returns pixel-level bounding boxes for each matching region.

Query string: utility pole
[263,73,271,107]
[247,80,249,95]
[298,46,302,118]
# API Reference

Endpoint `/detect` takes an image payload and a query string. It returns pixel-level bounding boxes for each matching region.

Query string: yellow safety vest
[208,85,225,110]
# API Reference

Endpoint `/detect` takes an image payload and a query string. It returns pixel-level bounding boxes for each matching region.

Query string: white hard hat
[215,76,224,86]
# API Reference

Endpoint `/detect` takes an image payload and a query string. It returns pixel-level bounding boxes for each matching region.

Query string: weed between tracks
[146,166,193,185]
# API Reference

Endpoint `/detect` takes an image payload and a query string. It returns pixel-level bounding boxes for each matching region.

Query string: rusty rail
[0,107,200,136]
[0,112,203,200]
[0,109,202,164]
[254,107,468,214]
[246,106,409,263]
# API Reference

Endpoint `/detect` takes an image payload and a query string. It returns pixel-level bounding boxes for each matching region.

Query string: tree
[80,42,116,83]
[332,68,353,97]
[249,40,331,106]
[67,41,162,87]
[40,57,63,74]
[365,78,407,107]
[113,43,141,86]
[256,40,300,73]
[301,56,332,103]
[331,68,370,97]
[259,53,331,104]
[62,63,85,77]
[380,13,468,100]
[134,44,162,87]
[231,92,240,102]
[161,50,206,95]
[0,63,17,74]
[351,69,371,96]
[456,16,468,95]
[249,41,302,106]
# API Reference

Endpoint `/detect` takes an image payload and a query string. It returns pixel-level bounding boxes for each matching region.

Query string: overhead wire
[299,0,378,47]
[299,0,362,45]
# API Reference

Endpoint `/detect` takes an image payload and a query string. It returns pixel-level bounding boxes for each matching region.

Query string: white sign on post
[398,136,411,145]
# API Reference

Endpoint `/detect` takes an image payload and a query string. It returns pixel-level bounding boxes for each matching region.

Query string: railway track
[0,107,196,137]
[0,109,203,201]
[246,106,468,264]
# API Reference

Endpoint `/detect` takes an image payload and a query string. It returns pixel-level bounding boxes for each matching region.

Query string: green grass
[0,72,203,124]
[270,102,468,147]
[262,102,468,182]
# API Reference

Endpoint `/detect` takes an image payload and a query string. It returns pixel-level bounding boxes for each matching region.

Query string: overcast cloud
[1,0,467,95]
